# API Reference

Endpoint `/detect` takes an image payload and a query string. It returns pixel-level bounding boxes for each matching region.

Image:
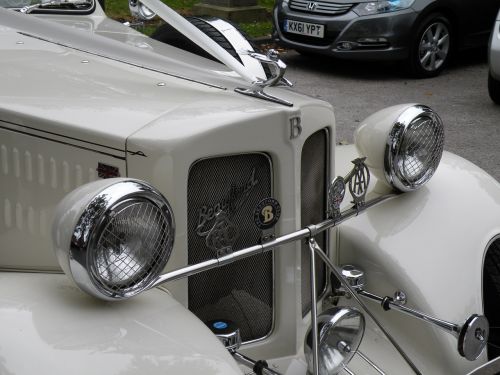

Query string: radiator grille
[289,0,353,15]
[301,130,329,316]
[187,154,273,342]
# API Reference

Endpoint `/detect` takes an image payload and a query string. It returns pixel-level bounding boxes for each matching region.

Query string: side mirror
[129,0,156,21]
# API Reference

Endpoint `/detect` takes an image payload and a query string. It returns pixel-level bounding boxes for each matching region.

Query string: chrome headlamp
[53,179,175,301]
[355,104,444,192]
[304,307,365,375]
[385,105,444,191]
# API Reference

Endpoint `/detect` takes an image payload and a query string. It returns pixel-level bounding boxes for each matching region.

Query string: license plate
[284,19,324,38]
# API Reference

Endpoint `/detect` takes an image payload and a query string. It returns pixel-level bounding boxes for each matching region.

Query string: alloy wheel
[418,21,450,72]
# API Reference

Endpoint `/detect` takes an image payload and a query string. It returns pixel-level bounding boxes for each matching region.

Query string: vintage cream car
[1,1,500,374]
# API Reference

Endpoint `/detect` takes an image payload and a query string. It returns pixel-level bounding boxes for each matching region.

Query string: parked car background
[489,8,500,103]
[273,0,500,77]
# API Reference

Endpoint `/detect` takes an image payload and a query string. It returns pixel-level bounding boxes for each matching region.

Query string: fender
[0,272,241,375]
[335,145,500,375]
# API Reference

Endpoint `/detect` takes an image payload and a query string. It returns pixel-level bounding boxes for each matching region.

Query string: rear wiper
[19,0,92,13]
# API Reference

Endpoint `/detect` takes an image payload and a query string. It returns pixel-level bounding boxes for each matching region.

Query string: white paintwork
[489,10,500,80]
[337,144,500,374]
[354,103,416,187]
[0,123,125,270]
[1,3,500,375]
[0,272,242,375]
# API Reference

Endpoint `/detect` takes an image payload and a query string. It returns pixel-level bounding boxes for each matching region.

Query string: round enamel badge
[254,198,281,230]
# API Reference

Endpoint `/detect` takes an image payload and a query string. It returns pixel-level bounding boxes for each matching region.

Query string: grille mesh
[188,154,273,342]
[93,200,172,293]
[289,0,353,15]
[301,130,328,316]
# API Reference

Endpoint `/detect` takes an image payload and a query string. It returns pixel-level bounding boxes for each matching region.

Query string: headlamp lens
[386,105,444,192]
[92,198,173,294]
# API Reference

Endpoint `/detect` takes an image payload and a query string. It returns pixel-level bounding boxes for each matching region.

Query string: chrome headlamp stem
[308,239,423,375]
[308,239,320,375]
[357,290,460,336]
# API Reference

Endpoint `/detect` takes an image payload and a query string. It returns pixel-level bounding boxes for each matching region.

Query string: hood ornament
[235,49,294,107]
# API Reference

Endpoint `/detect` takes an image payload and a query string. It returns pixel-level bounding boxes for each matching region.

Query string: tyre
[151,17,242,64]
[488,71,500,105]
[409,13,452,78]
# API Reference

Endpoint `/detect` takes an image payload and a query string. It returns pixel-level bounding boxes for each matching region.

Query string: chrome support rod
[149,192,420,374]
[309,239,320,375]
[152,194,396,289]
[358,290,461,337]
[310,240,422,375]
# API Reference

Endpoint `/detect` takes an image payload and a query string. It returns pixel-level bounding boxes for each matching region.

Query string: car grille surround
[289,0,353,15]
[301,129,329,316]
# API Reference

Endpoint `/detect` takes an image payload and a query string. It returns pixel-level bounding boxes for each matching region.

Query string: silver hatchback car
[273,0,500,78]
[489,9,500,103]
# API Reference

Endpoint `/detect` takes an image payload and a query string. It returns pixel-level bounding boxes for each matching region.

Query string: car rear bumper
[273,6,417,60]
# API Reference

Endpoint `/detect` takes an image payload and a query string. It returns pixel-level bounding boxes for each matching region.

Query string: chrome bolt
[393,290,407,305]
[475,328,486,342]
[337,340,351,353]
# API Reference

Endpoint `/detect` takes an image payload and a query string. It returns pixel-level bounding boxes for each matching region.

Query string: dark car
[273,0,500,77]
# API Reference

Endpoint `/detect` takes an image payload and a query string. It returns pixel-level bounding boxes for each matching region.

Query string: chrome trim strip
[0,123,126,161]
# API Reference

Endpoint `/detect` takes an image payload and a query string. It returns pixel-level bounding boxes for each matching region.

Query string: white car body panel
[1,1,500,374]
[0,272,241,375]
[337,146,500,374]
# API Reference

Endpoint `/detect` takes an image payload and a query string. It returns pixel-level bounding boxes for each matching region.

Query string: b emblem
[290,117,302,139]
[254,198,281,230]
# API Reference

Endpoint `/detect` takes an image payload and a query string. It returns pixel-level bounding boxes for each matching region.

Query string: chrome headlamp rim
[304,307,365,375]
[384,104,444,192]
[69,179,175,301]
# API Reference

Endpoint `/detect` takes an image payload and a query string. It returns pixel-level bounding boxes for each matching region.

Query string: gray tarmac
[281,48,500,182]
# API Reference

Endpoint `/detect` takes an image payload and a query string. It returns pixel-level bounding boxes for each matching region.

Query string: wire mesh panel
[93,199,173,295]
[301,130,329,316]
[187,154,273,342]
